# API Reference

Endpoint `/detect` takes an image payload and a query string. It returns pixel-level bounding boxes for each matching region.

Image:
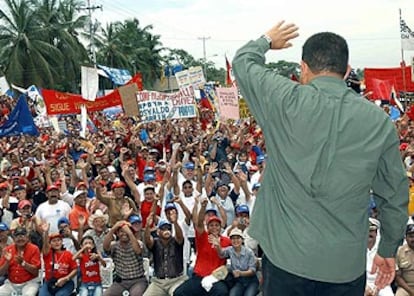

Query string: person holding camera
[39,222,78,296]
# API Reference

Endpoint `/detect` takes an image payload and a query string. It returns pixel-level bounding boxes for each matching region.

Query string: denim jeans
[79,283,103,296]
[229,275,259,296]
[38,280,75,296]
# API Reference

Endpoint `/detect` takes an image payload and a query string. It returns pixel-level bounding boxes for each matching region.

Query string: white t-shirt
[35,200,71,233]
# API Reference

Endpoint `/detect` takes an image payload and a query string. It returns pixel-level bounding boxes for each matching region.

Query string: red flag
[225,55,233,86]
[371,78,393,100]
[199,89,213,110]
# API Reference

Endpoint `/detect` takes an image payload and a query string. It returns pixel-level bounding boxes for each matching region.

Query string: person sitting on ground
[212,228,259,296]
[174,196,231,296]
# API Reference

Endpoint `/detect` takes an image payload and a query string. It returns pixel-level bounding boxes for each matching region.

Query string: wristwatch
[261,34,272,47]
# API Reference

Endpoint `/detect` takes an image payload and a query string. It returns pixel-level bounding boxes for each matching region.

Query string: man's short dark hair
[302,32,348,77]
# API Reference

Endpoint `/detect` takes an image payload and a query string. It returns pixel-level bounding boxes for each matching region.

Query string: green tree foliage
[265,60,300,78]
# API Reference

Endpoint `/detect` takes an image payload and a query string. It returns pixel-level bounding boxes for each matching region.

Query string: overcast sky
[92,0,414,70]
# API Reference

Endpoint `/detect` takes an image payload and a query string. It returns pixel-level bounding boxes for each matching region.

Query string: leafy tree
[266,60,300,78]
[0,0,64,88]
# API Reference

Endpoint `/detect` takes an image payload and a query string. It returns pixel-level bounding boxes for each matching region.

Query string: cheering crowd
[0,84,411,296]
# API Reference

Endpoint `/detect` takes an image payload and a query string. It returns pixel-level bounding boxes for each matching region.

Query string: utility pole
[198,36,210,81]
[80,0,102,66]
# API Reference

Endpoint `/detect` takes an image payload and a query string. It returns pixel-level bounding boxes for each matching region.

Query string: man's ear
[300,61,309,84]
[343,65,352,80]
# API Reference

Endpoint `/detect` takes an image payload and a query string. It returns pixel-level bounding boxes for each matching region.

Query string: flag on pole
[400,16,414,50]
[391,85,404,112]
[81,66,99,101]
[225,55,233,86]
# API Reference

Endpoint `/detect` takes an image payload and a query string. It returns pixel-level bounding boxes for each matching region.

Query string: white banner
[136,86,197,122]
[0,77,9,95]
[81,66,99,101]
[175,66,205,89]
[80,105,87,138]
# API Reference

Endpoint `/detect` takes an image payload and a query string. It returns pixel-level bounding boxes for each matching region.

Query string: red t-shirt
[141,200,161,228]
[79,252,101,283]
[43,249,78,281]
[193,229,231,277]
[0,243,41,284]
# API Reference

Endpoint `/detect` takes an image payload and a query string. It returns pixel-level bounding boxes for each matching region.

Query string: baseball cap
[256,155,266,164]
[252,183,261,191]
[149,148,159,154]
[57,217,70,227]
[49,232,63,241]
[236,204,250,215]
[18,199,32,210]
[144,174,156,182]
[46,185,59,192]
[111,181,126,190]
[407,224,414,234]
[12,185,25,192]
[128,215,142,224]
[13,227,27,236]
[229,228,244,238]
[0,223,9,231]
[164,202,177,212]
[184,162,195,170]
[73,190,87,199]
[158,220,172,229]
[207,215,222,225]
[144,166,155,173]
[205,207,218,216]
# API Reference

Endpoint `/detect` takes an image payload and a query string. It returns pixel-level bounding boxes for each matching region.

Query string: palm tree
[0,0,63,88]
[32,0,89,91]
[96,18,164,87]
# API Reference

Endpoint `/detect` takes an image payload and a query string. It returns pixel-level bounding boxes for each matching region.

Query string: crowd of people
[0,64,412,296]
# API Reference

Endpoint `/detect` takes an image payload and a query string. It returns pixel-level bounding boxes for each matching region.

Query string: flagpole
[400,8,408,99]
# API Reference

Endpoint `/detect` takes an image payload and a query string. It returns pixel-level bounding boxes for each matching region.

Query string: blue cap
[184,162,195,170]
[57,217,70,226]
[0,222,8,231]
[164,202,177,211]
[252,183,261,190]
[128,215,142,224]
[158,219,172,229]
[206,207,218,216]
[236,204,250,215]
[144,166,155,172]
[256,155,266,164]
[144,173,156,182]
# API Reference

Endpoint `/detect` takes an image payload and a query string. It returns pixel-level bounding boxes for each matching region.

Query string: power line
[78,0,102,66]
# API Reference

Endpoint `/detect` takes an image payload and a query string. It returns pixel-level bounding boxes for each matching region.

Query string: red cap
[48,232,63,241]
[400,143,409,151]
[76,181,87,189]
[80,154,88,159]
[18,199,32,210]
[0,182,8,189]
[207,215,222,225]
[46,185,60,192]
[111,181,126,189]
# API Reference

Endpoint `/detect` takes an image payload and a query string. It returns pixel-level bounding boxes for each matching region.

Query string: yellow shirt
[408,186,414,216]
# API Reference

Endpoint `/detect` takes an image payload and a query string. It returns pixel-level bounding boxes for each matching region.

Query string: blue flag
[0,95,39,137]
[97,65,132,86]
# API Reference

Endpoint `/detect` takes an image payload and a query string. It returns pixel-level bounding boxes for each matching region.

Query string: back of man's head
[302,32,348,77]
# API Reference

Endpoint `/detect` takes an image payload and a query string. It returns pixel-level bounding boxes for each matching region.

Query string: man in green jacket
[232,21,408,295]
